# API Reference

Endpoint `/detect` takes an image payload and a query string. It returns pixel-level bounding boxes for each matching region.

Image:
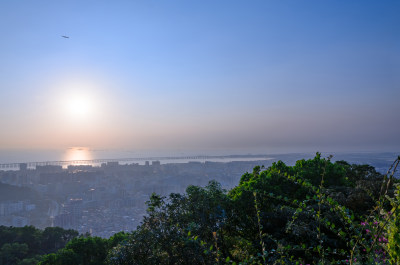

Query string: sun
[63,92,95,121]
[52,78,107,126]
[67,95,92,117]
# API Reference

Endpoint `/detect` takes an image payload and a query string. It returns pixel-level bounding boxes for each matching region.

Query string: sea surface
[0,148,274,165]
[0,148,398,176]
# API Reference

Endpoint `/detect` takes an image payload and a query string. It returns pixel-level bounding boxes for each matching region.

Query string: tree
[107,181,231,264]
[0,242,29,265]
[41,227,78,254]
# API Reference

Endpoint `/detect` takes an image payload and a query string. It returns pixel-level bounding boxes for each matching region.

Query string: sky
[0,0,399,154]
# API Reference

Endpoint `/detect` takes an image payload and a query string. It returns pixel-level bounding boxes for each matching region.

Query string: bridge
[0,155,269,170]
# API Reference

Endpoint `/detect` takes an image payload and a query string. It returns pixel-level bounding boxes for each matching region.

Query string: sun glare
[50,77,105,123]
[60,87,98,122]
[64,147,93,162]
[67,95,92,117]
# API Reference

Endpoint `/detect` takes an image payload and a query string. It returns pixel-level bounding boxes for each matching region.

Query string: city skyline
[0,1,399,153]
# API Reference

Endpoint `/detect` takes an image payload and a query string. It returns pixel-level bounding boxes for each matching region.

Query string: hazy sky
[0,0,399,153]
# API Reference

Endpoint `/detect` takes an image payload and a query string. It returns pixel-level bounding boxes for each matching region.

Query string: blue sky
[0,0,399,153]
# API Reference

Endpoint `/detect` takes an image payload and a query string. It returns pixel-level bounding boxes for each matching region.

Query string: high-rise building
[12,216,29,227]
[19,163,27,171]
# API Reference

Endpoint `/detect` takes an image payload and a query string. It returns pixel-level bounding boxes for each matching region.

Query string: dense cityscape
[0,157,275,237]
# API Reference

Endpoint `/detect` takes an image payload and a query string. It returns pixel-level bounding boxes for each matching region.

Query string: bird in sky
[61,35,69,39]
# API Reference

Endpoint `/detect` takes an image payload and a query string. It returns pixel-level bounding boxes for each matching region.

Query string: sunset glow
[0,1,398,152]
[65,94,93,119]
[55,79,103,124]
[63,147,92,162]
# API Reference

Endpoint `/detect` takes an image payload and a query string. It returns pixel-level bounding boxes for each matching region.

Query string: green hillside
[1,154,399,265]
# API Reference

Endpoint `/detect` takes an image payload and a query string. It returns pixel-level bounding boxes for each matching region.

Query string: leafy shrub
[387,183,400,263]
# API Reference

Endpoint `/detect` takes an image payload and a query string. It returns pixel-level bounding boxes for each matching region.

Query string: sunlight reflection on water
[63,147,93,162]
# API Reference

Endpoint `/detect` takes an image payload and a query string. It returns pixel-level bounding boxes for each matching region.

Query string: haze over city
[0,0,399,156]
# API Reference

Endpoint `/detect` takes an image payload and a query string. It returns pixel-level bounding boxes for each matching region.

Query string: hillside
[1,154,399,265]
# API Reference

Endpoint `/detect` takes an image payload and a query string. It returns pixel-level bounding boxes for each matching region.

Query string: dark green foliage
[107,181,229,265]
[0,226,78,264]
[293,153,349,187]
[0,242,28,265]
[39,249,79,265]
[40,227,78,253]
[387,183,400,263]
[39,232,128,265]
[40,237,108,265]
